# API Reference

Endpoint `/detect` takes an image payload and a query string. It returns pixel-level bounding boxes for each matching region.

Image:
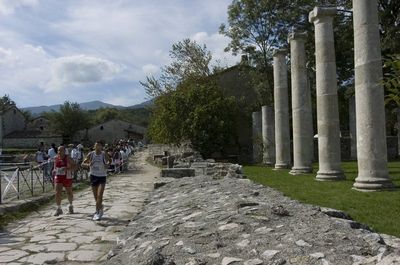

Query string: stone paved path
[0,151,158,264]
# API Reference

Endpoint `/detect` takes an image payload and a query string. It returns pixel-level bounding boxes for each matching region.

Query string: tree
[379,0,400,54]
[141,39,212,98]
[45,101,90,142]
[0,95,16,112]
[384,55,400,106]
[148,78,238,157]
[220,0,352,106]
[21,110,32,121]
[92,108,122,124]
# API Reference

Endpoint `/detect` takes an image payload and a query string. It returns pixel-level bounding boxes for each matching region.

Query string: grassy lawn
[243,161,400,237]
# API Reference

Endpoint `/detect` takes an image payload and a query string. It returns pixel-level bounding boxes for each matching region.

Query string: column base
[353,178,395,192]
[290,167,313,175]
[263,161,275,167]
[274,163,291,170]
[316,170,345,181]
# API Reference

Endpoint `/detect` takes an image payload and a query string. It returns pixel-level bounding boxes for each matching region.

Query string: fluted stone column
[273,49,291,169]
[352,0,394,190]
[349,96,357,160]
[309,6,344,180]
[262,105,275,166]
[288,32,314,175]
[252,111,263,163]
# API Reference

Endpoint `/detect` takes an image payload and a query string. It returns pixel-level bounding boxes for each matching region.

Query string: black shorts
[90,175,107,187]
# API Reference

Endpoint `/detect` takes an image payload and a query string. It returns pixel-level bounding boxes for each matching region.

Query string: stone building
[215,64,259,163]
[27,116,51,132]
[74,119,146,145]
[0,107,62,149]
[0,106,26,146]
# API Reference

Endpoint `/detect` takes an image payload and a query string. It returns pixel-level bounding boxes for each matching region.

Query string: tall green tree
[140,38,212,98]
[45,101,90,142]
[92,108,122,124]
[379,0,400,54]
[148,78,238,157]
[220,0,352,106]
[0,95,16,112]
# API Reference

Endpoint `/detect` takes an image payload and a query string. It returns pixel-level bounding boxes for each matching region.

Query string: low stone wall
[151,147,244,180]
[106,173,400,265]
[147,144,194,158]
[3,137,63,149]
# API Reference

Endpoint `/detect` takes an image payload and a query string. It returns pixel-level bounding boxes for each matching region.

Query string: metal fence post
[0,169,2,204]
[30,164,34,196]
[17,168,20,200]
[42,165,45,193]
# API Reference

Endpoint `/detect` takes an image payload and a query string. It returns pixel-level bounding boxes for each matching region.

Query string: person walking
[53,145,76,216]
[82,141,111,221]
[47,143,57,179]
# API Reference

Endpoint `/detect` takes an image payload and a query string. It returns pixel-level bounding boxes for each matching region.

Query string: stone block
[161,168,195,178]
[153,154,164,161]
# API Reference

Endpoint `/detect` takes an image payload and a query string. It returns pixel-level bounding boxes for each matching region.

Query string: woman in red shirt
[53,145,76,216]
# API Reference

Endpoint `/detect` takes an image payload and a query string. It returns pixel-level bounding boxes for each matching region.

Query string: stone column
[352,0,393,190]
[252,111,263,163]
[262,105,275,166]
[273,49,291,169]
[288,31,314,175]
[309,6,344,180]
[349,96,357,160]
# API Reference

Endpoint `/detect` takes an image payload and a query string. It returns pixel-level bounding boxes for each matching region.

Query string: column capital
[288,31,307,43]
[309,6,337,24]
[272,48,287,57]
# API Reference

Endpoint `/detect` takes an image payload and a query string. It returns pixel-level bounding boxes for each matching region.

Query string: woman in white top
[82,141,111,221]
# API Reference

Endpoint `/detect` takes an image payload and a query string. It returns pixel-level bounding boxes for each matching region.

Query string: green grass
[243,161,400,237]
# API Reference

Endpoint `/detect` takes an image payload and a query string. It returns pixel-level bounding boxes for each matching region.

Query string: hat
[68,144,74,148]
[77,144,83,149]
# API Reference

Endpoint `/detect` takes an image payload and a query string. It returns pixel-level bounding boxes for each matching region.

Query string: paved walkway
[0,151,159,264]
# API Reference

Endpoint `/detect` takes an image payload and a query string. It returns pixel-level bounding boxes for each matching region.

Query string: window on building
[40,126,44,131]
[100,126,104,130]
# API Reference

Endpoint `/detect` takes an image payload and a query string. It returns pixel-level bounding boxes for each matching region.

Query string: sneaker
[98,208,104,219]
[54,208,63,216]
[68,205,74,214]
[92,212,100,221]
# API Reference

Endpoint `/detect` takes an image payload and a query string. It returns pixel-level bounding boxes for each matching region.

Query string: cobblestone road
[0,151,158,264]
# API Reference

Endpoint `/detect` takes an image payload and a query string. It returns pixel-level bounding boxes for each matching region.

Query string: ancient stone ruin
[253,1,395,191]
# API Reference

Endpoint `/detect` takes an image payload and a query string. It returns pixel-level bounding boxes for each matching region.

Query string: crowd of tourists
[34,139,139,220]
[34,139,137,176]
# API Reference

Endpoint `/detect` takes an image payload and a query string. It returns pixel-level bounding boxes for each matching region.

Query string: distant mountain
[128,99,154,109]
[22,100,151,115]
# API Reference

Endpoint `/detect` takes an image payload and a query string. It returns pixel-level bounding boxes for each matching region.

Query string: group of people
[35,143,84,179]
[105,140,135,174]
[35,139,136,221]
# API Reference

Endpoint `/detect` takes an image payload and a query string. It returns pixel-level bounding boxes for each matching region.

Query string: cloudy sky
[0,0,238,108]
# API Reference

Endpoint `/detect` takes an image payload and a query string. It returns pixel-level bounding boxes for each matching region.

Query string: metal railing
[0,153,136,204]
[0,161,89,204]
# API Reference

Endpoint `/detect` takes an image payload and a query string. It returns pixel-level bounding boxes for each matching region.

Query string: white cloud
[0,0,38,15]
[44,55,122,92]
[191,31,239,68]
[0,47,16,65]
[0,0,236,107]
[104,88,143,106]
[142,64,159,76]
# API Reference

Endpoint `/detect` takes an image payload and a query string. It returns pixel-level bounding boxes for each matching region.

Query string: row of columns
[252,1,394,191]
